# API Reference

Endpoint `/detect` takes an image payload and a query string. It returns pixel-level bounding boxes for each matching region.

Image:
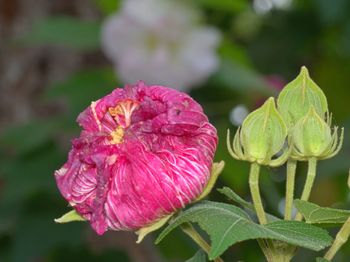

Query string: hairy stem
[249,163,267,224]
[295,157,317,221]
[284,160,297,220]
[257,239,275,262]
[180,223,224,262]
[324,216,350,260]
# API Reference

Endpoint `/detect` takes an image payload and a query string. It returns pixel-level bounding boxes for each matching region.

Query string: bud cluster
[228,66,344,165]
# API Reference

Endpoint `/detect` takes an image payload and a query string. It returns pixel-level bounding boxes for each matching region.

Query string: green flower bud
[227,97,290,166]
[291,106,343,160]
[277,66,328,127]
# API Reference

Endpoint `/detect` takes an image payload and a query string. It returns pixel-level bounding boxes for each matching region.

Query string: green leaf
[156,201,332,259]
[217,187,279,222]
[185,250,207,262]
[264,220,332,251]
[295,199,350,225]
[217,186,253,209]
[19,16,100,51]
[54,210,85,223]
[135,214,173,244]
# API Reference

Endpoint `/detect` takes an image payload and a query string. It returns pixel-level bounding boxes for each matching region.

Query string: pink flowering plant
[55,68,350,262]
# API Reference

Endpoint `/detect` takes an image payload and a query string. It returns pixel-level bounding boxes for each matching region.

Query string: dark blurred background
[1,0,350,261]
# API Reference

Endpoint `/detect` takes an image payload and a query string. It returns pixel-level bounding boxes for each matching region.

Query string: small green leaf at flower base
[185,250,207,262]
[135,213,173,243]
[54,210,85,223]
[195,161,225,201]
[156,201,332,259]
[294,200,350,226]
[277,66,328,127]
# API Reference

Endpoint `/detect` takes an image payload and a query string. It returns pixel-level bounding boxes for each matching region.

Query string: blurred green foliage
[1,0,350,261]
[19,16,101,51]
[95,0,121,15]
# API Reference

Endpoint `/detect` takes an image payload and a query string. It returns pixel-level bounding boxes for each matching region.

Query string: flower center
[108,99,139,144]
[110,126,124,144]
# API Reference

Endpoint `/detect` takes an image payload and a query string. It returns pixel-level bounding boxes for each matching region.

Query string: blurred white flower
[229,104,249,126]
[101,0,221,91]
[253,0,293,15]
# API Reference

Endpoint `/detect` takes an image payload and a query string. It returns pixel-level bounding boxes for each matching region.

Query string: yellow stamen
[108,99,139,144]
[110,126,124,144]
[108,99,139,128]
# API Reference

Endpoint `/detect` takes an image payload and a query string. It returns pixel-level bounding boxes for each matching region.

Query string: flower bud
[277,66,328,127]
[291,106,343,160]
[228,97,289,166]
[54,81,218,235]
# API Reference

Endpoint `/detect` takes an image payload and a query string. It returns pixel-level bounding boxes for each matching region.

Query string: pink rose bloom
[54,81,217,235]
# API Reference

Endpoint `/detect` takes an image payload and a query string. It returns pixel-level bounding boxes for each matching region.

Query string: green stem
[249,163,267,224]
[295,157,317,221]
[284,160,297,220]
[180,223,224,262]
[259,240,293,262]
[257,240,269,259]
[249,163,292,262]
[324,216,350,260]
[272,241,294,262]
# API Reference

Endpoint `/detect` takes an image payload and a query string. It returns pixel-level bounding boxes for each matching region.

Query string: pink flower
[54,81,217,235]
